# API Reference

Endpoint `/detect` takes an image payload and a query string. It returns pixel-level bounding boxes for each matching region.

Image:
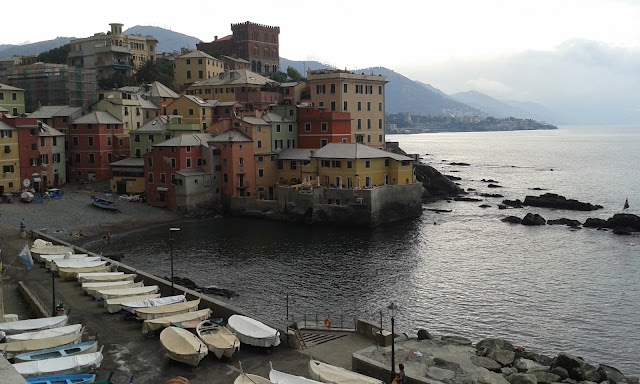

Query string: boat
[308,356,385,384]
[624,198,629,209]
[76,272,123,280]
[26,374,96,384]
[142,308,212,335]
[104,294,162,314]
[14,341,99,363]
[94,285,160,301]
[119,294,186,315]
[91,198,120,212]
[30,245,74,263]
[51,259,106,272]
[196,319,240,360]
[235,362,274,384]
[227,314,281,348]
[42,254,91,268]
[21,191,35,203]
[133,298,200,320]
[6,324,84,343]
[77,273,135,284]
[0,333,83,360]
[159,326,208,367]
[59,266,112,281]
[13,347,104,378]
[0,315,69,335]
[83,281,144,298]
[270,362,324,384]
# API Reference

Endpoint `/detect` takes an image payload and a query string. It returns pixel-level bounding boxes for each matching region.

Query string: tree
[37,44,71,64]
[269,71,288,83]
[286,66,304,81]
[135,60,175,91]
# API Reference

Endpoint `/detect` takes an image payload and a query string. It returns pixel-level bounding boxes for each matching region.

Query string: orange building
[210,129,255,202]
[297,107,352,149]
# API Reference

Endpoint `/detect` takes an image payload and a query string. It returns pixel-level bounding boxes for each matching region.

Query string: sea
[93,125,640,376]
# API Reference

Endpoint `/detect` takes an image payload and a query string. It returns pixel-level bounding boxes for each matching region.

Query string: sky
[4,0,640,123]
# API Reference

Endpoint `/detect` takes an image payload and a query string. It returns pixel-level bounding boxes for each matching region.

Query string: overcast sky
[5,0,640,123]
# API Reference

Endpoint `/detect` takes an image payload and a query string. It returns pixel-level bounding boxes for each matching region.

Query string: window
[199,70,203,79]
[258,169,264,177]
[385,159,390,167]
[186,59,191,65]
[186,146,191,153]
[379,85,383,94]
[147,173,154,182]
[367,135,371,143]
[347,161,352,168]
[290,161,296,170]
[367,102,371,111]
[3,165,14,173]
[257,156,264,162]
[12,92,17,100]
[288,124,293,132]
[357,119,362,129]
[223,174,228,182]
[147,157,153,167]
[239,157,244,166]
[107,136,112,146]
[52,137,57,146]
[186,158,192,168]
[275,140,283,149]
[379,134,383,142]
[148,135,154,143]
[89,154,95,164]
[134,135,140,142]
[53,153,61,163]
[0,130,11,138]
[276,125,281,133]
[365,160,371,168]
[379,119,383,129]
[39,137,45,146]
[379,102,383,111]
[330,101,336,111]
[330,84,336,94]
[304,123,311,132]
[357,102,362,111]
[31,143,36,150]
[171,158,176,168]
[343,84,348,93]
[124,107,129,116]
[367,119,371,129]
[188,109,194,116]
[343,101,348,111]
[160,173,166,184]
[187,71,191,79]
[277,160,283,169]
[257,140,262,149]
[73,137,79,146]
[3,145,10,154]
[88,136,94,146]
[75,154,80,163]
[321,139,328,147]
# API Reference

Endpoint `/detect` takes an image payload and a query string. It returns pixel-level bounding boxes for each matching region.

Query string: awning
[156,187,168,192]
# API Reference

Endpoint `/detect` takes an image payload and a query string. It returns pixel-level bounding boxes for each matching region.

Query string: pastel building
[173,50,225,91]
[297,108,351,149]
[210,129,255,201]
[0,117,20,193]
[0,83,25,116]
[130,115,199,158]
[115,82,180,119]
[165,95,215,131]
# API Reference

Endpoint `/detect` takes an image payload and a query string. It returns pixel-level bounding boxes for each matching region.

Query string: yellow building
[173,50,225,92]
[110,157,145,194]
[306,70,387,150]
[0,83,26,116]
[0,120,20,193]
[165,95,215,131]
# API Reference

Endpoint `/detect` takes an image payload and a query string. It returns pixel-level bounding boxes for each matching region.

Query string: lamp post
[388,302,398,383]
[169,227,180,295]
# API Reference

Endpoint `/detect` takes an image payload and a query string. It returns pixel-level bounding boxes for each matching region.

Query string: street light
[169,227,180,295]
[388,302,398,383]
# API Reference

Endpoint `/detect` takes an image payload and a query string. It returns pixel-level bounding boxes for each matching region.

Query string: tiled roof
[135,115,181,133]
[191,69,278,87]
[178,50,218,60]
[110,157,144,167]
[183,95,216,107]
[0,83,23,91]
[39,123,65,137]
[210,129,252,143]
[277,148,314,161]
[153,133,215,148]
[221,55,250,64]
[27,106,69,119]
[73,111,122,125]
[312,143,414,161]
[241,116,271,126]
[0,120,15,131]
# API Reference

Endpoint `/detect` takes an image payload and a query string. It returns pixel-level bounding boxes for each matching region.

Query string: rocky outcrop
[501,216,522,224]
[503,199,525,208]
[521,213,546,226]
[417,329,433,340]
[523,193,603,211]
[584,213,640,234]
[547,218,582,228]
[414,163,465,199]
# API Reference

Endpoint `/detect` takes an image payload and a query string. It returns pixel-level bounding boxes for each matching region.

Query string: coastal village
[0,21,421,227]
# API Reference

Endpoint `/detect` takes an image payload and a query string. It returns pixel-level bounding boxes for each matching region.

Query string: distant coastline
[386,115,557,134]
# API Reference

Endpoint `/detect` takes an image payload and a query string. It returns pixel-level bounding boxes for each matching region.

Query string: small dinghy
[13,346,104,378]
[59,266,112,281]
[104,294,162,313]
[6,324,83,343]
[26,374,96,384]
[94,285,159,301]
[196,320,240,360]
[76,272,123,280]
[42,254,90,268]
[133,298,200,320]
[0,333,83,360]
[0,315,69,335]
[142,308,212,335]
[159,326,208,367]
[78,273,135,284]
[235,362,274,384]
[270,361,324,384]
[84,281,143,298]
[52,259,106,272]
[119,294,186,315]
[308,356,385,384]
[14,341,99,363]
[227,314,281,348]
[30,244,74,263]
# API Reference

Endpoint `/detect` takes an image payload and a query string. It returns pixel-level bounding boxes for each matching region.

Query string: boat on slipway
[13,347,104,378]
[104,294,162,314]
[6,324,84,343]
[51,259,106,272]
[159,326,208,367]
[59,266,112,281]
[235,362,274,384]
[142,308,212,335]
[26,374,96,384]
[0,333,83,360]
[94,285,160,301]
[119,294,187,315]
[0,315,69,335]
[133,298,200,320]
[77,273,135,284]
[308,357,385,384]
[270,362,324,384]
[196,320,240,360]
[227,314,281,348]
[14,341,99,363]
[84,281,144,298]
[91,197,120,212]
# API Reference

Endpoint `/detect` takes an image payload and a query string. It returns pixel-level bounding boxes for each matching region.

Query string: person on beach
[20,218,25,232]
[394,364,407,384]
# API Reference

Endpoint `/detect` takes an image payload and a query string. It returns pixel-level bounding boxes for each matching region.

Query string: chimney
[214,36,218,41]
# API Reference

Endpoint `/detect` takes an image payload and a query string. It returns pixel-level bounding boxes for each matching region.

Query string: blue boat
[15,341,99,363]
[26,374,96,384]
[91,197,120,212]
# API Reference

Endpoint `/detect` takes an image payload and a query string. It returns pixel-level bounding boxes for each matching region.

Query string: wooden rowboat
[0,315,68,335]
[196,320,240,360]
[0,333,83,360]
[14,341,98,363]
[6,324,84,343]
[308,356,385,384]
[59,266,111,281]
[13,346,104,378]
[159,326,208,367]
[26,374,96,384]
[235,362,274,384]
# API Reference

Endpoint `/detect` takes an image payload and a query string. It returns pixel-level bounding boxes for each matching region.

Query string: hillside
[124,26,203,53]
[450,90,556,122]
[0,37,71,58]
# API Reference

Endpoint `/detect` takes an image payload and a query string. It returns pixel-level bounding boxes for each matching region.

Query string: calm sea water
[95,126,640,376]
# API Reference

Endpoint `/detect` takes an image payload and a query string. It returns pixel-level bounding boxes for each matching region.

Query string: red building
[68,111,127,182]
[210,129,255,202]
[297,108,352,149]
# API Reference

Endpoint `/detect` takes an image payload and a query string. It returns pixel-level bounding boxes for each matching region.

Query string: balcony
[95,45,132,54]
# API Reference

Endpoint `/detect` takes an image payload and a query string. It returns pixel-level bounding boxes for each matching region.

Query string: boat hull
[26,374,96,384]
[15,341,99,363]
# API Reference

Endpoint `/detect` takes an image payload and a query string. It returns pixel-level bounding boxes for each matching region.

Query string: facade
[173,51,225,91]
[306,70,387,149]
[67,23,158,79]
[196,21,280,74]
[0,83,25,116]
[130,115,200,158]
[220,55,250,71]
[0,63,97,112]
[92,96,146,133]
[39,123,67,187]
[165,95,215,131]
[117,81,180,116]
[27,106,86,134]
[210,129,255,201]
[297,108,351,149]
[0,118,20,194]
[68,111,127,182]
[279,82,306,106]
[110,157,145,194]
[276,148,314,185]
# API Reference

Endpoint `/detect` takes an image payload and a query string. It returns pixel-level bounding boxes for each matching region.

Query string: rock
[515,358,548,373]
[502,199,525,208]
[468,188,477,191]
[561,379,579,384]
[476,338,516,352]
[481,193,504,198]
[546,218,582,227]
[488,184,503,188]
[570,363,601,382]
[502,216,522,224]
[550,367,570,380]
[415,163,466,199]
[426,367,456,381]
[523,193,603,211]
[521,213,546,226]
[447,175,462,181]
[607,213,640,231]
[626,377,639,384]
[450,162,470,166]
[489,349,515,366]
[471,355,502,372]
[433,357,463,373]
[482,179,498,183]
[498,204,508,209]
[532,372,561,384]
[480,204,491,208]
[613,228,632,235]
[478,373,512,384]
[516,351,555,367]
[441,335,472,346]
[417,329,433,340]
[530,187,546,191]
[554,353,585,371]
[454,197,484,202]
[583,218,608,228]
[506,373,538,384]
[502,368,519,375]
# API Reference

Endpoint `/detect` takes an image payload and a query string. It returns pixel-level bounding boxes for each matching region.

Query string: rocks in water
[167,276,236,299]
[583,218,608,229]
[481,193,504,198]
[514,357,549,372]
[547,218,582,228]
[441,335,472,346]
[502,216,522,224]
[450,162,470,166]
[482,179,499,183]
[503,199,525,208]
[554,352,585,371]
[550,367,570,380]
[521,213,546,226]
[596,365,628,384]
[454,196,483,202]
[468,188,477,191]
[531,371,561,384]
[515,351,555,367]
[447,175,462,181]
[530,187,546,191]
[417,329,433,340]
[471,355,503,372]
[479,204,491,208]
[427,208,453,213]
[523,193,603,211]
[488,184,503,188]
[584,213,640,234]
[415,163,466,199]
[490,349,516,366]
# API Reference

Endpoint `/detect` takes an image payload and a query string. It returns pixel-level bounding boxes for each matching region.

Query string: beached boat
[91,198,120,212]
[42,254,91,269]
[94,285,159,301]
[104,294,162,314]
[83,281,143,298]
[14,341,98,363]
[0,333,83,360]
[21,191,35,203]
[159,326,208,367]
[26,374,96,384]
[78,273,135,284]
[119,294,186,315]
[270,362,324,384]
[235,362,274,384]
[13,347,104,378]
[227,314,281,348]
[0,315,68,335]
[308,357,385,384]
[76,272,123,280]
[142,308,212,335]
[6,324,84,343]
[30,245,74,263]
[51,259,106,272]
[59,266,112,281]
[133,298,200,320]
[196,320,240,360]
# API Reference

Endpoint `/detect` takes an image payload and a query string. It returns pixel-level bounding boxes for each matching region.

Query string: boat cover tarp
[24,374,96,384]
[160,326,208,366]
[59,266,111,281]
[30,245,74,261]
[84,281,143,297]
[42,254,90,264]
[76,272,123,280]
[270,366,324,384]
[235,373,274,384]
[0,315,68,335]
[142,308,212,334]
[197,322,240,359]
[308,358,384,384]
[120,295,186,314]
[52,259,105,271]
[6,324,83,342]
[81,279,139,289]
[104,294,161,313]
[78,273,135,283]
[227,314,281,348]
[133,298,200,320]
[12,349,103,378]
[0,333,82,359]
[95,285,159,301]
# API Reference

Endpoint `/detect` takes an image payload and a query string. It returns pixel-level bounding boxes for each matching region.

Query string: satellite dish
[23,179,31,188]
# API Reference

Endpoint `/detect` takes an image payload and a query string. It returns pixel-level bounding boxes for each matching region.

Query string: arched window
[264,47,269,58]
[253,46,258,56]
[257,61,262,73]
[251,60,257,72]
[272,49,276,58]
[272,64,277,73]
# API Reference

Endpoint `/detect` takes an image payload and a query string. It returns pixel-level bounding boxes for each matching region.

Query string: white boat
[30,245,74,262]
[196,319,240,360]
[308,357,385,384]
[270,362,324,384]
[59,266,111,281]
[159,326,208,367]
[42,254,90,268]
[76,271,124,280]
[83,281,143,298]
[119,294,186,315]
[142,308,212,335]
[235,362,274,384]
[12,346,104,378]
[104,294,162,314]
[21,191,35,203]
[0,315,68,335]
[51,259,105,272]
[6,324,83,343]
[227,314,281,348]
[133,298,200,320]
[0,333,82,360]
[94,285,159,301]
[78,273,135,284]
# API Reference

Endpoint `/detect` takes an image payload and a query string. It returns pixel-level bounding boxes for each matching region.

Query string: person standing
[20,218,25,232]
[396,364,407,384]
